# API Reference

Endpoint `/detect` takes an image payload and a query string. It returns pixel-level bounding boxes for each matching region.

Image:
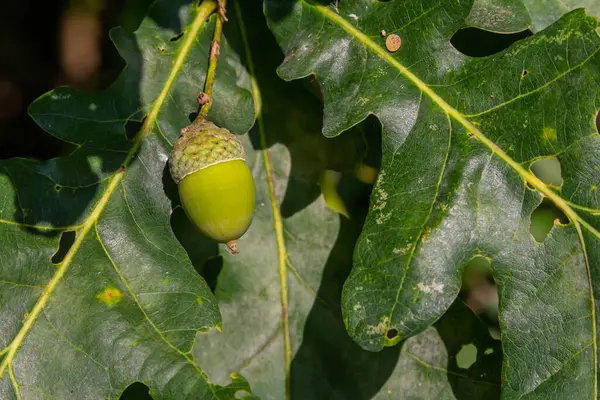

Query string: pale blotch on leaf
[366,316,389,335]
[375,170,385,186]
[373,171,391,224]
[393,243,412,255]
[456,343,478,369]
[50,92,71,100]
[96,286,123,307]
[420,226,432,243]
[417,282,444,294]
[375,211,392,224]
[196,296,203,305]
[373,171,389,212]
[88,103,97,111]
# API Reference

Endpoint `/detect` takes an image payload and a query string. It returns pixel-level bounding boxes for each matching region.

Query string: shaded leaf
[0,0,256,398]
[266,0,600,398]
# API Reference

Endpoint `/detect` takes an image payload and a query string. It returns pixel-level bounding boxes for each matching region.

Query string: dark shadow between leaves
[146,0,184,33]
[435,300,502,400]
[290,173,402,399]
[265,0,331,23]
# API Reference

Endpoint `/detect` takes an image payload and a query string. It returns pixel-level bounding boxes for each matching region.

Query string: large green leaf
[266,0,600,398]
[184,2,503,399]
[0,0,257,398]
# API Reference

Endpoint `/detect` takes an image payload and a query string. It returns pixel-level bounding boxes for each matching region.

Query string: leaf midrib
[0,0,218,392]
[309,2,598,396]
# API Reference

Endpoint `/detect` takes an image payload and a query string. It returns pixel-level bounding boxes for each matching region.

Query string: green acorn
[169,120,255,253]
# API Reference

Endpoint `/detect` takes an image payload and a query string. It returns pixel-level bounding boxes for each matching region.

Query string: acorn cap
[169,120,246,184]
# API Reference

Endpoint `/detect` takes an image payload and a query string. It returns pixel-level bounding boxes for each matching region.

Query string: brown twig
[183,0,227,134]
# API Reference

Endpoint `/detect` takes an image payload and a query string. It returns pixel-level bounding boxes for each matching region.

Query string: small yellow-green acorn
[169,120,255,253]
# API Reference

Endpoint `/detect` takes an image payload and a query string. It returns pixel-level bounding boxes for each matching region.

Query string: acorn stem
[192,0,227,127]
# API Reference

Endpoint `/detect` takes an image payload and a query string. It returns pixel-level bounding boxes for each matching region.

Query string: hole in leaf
[169,32,184,42]
[530,198,569,242]
[450,28,532,57]
[386,329,398,340]
[235,390,251,399]
[119,382,152,400]
[461,256,498,323]
[521,69,528,78]
[188,112,198,125]
[51,231,75,264]
[125,119,143,141]
[530,157,563,187]
[456,343,478,369]
[54,184,62,192]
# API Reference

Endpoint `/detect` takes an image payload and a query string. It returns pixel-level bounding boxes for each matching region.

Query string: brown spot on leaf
[385,34,401,52]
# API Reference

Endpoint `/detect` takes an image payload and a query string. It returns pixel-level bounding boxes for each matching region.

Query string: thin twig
[187,0,227,131]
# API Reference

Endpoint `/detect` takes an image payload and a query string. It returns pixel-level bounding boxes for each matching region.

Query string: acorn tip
[226,240,239,254]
